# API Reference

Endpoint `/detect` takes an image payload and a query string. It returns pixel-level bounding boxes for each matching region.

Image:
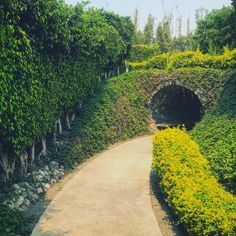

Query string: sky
[65,0,231,34]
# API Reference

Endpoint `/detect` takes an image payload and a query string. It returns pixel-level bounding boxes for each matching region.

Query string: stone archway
[151,84,203,130]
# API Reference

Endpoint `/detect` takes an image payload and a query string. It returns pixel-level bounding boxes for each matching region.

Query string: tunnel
[151,85,203,130]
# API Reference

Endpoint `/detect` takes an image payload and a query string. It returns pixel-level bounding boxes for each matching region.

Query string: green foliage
[71,73,150,160]
[0,22,35,157]
[155,16,172,53]
[101,10,135,59]
[153,128,236,235]
[191,73,236,193]
[0,205,30,236]
[65,67,229,167]
[129,44,160,62]
[195,6,236,53]
[232,0,236,9]
[0,1,134,176]
[172,33,196,52]
[129,54,168,70]
[143,14,155,45]
[129,48,236,70]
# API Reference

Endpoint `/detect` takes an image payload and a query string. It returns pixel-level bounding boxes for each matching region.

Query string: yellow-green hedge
[152,128,236,235]
[129,54,168,70]
[129,48,236,70]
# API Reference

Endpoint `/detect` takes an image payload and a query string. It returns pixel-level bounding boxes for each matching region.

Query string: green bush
[169,48,236,69]
[129,48,236,70]
[129,54,168,70]
[0,205,30,236]
[191,73,236,193]
[153,128,236,235]
[129,44,159,62]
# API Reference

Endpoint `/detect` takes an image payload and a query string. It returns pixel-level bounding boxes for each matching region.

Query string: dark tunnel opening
[151,85,203,130]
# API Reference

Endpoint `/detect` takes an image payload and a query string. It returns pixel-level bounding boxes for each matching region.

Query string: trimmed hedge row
[152,128,236,236]
[129,48,236,70]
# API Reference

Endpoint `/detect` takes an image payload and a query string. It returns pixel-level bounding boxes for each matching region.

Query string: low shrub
[129,54,168,70]
[0,205,30,236]
[152,128,236,235]
[129,48,236,70]
[169,48,236,69]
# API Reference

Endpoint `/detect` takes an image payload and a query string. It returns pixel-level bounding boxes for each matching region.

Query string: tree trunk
[38,138,47,159]
[105,72,108,79]
[53,120,58,142]
[66,113,72,130]
[98,76,101,83]
[108,70,112,78]
[30,143,35,163]
[57,118,62,134]
[20,151,28,173]
[117,66,120,76]
[71,113,76,122]
[0,153,15,183]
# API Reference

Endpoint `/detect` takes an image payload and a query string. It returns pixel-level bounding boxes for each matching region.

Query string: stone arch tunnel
[151,84,203,130]
[141,70,229,130]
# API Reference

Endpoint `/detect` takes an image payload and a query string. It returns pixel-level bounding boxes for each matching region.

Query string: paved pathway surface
[32,136,163,236]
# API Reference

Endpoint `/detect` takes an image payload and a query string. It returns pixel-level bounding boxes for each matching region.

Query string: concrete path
[32,136,163,236]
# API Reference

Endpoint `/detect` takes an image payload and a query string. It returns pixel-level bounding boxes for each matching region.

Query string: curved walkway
[32,136,163,236]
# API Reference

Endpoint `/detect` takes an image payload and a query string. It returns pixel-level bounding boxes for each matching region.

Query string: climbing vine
[0,0,134,182]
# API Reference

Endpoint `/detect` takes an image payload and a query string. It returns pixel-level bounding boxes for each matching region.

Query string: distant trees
[132,4,236,54]
[232,0,236,9]
[155,14,172,53]
[195,7,236,53]
[132,8,193,53]
[143,14,155,44]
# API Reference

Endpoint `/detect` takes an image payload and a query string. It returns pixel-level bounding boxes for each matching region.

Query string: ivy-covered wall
[138,68,229,112]
[67,67,231,166]
[191,71,236,193]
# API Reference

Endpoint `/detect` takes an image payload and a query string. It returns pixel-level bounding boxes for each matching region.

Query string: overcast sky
[65,0,231,34]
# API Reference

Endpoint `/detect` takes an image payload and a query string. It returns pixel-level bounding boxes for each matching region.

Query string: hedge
[129,48,236,70]
[152,128,236,235]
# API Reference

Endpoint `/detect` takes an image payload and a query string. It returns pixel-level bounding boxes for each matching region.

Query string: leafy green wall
[191,71,236,193]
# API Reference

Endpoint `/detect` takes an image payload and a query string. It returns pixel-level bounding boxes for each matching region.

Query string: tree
[195,7,208,23]
[195,7,236,53]
[101,10,135,60]
[155,14,172,53]
[134,8,139,31]
[187,18,190,35]
[232,0,236,9]
[143,14,155,45]
[0,0,134,182]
